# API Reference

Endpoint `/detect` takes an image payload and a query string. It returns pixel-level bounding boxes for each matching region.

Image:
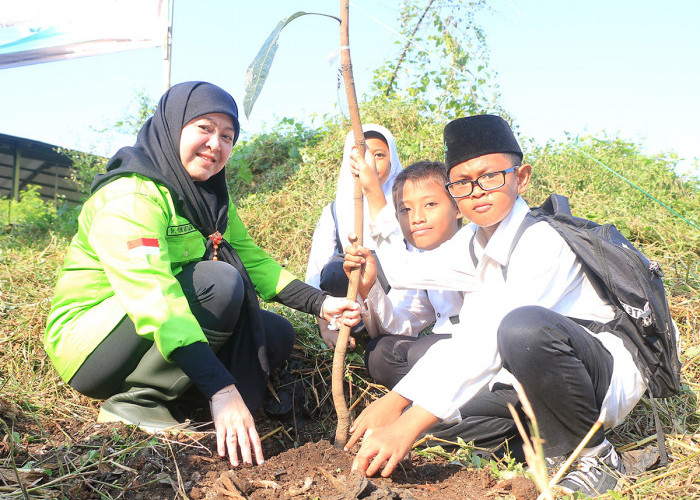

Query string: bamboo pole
[332,0,365,449]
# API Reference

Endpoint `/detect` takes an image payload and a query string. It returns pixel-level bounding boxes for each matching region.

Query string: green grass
[1,102,698,498]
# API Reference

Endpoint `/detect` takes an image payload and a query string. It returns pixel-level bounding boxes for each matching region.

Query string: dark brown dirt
[188,440,538,500]
[0,397,538,500]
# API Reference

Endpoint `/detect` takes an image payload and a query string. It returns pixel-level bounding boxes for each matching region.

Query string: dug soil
[189,439,537,500]
[1,397,538,500]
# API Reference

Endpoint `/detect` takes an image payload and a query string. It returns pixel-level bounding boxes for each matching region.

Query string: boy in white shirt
[345,161,463,389]
[343,115,645,498]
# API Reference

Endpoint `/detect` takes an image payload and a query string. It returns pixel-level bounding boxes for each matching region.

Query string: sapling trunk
[332,0,365,449]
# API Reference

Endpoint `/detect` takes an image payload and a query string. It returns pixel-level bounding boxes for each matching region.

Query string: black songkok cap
[444,115,522,173]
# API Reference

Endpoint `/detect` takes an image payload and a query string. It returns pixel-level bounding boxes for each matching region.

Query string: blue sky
[0,0,698,177]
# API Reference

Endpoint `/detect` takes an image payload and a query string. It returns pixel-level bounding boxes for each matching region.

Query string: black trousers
[69,260,295,400]
[364,333,452,389]
[377,306,614,459]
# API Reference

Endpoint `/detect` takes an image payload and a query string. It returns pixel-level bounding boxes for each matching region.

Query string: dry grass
[1,127,698,498]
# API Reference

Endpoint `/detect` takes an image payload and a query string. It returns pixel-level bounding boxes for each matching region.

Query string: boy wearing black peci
[344,115,647,497]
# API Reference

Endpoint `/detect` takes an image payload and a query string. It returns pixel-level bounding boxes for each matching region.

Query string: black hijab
[92,81,270,409]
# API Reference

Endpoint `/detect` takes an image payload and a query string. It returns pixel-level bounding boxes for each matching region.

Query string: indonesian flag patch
[127,237,160,256]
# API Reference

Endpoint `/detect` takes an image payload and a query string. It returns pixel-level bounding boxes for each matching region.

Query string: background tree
[373,0,502,119]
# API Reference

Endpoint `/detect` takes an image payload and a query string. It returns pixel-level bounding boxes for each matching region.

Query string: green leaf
[243,12,340,118]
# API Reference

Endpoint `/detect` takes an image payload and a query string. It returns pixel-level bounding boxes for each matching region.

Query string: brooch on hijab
[208,231,223,260]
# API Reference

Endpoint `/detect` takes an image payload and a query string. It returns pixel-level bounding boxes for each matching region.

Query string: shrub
[0,186,80,243]
[226,118,323,203]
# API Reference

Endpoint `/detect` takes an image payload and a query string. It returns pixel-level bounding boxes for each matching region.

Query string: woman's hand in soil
[351,406,440,477]
[345,391,410,451]
[343,238,376,299]
[210,384,264,467]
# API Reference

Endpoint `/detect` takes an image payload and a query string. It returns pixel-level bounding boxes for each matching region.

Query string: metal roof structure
[0,133,84,205]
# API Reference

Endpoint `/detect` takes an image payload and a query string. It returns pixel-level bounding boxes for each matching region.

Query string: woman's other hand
[320,296,361,327]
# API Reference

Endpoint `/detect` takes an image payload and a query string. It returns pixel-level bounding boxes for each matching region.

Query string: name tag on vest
[167,224,197,236]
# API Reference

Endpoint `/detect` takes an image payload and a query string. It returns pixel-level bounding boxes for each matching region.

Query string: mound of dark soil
[187,440,538,500]
[0,397,537,500]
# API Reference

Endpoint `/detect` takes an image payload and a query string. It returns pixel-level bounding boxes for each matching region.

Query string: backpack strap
[649,390,670,467]
[468,237,478,269]
[330,200,344,255]
[503,193,575,281]
[537,193,573,221]
[501,212,540,281]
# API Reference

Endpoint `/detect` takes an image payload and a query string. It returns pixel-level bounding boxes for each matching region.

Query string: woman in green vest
[44,81,359,467]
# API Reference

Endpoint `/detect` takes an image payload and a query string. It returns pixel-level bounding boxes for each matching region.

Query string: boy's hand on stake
[343,234,376,299]
[349,147,387,219]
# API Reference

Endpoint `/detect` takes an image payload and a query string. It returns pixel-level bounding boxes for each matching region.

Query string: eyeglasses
[445,166,519,198]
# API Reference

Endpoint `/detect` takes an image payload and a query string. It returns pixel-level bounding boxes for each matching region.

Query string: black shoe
[526,454,566,476]
[557,443,625,497]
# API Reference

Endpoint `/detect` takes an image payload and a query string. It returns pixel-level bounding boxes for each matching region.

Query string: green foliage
[227,118,323,204]
[235,119,346,276]
[523,135,699,295]
[372,0,503,120]
[244,11,340,118]
[57,92,151,197]
[0,185,79,239]
[1,185,53,227]
[58,148,108,196]
[414,442,485,466]
[109,90,157,136]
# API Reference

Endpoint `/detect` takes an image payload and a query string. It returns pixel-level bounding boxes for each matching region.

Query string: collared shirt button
[436,313,441,317]
[184,250,189,257]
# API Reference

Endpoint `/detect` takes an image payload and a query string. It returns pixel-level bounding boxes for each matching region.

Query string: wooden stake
[332,0,365,449]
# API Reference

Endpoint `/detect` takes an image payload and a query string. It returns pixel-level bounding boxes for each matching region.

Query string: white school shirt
[361,281,463,338]
[369,197,646,427]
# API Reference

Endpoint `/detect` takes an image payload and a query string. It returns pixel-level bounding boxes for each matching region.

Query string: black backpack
[508,194,681,399]
[509,194,681,466]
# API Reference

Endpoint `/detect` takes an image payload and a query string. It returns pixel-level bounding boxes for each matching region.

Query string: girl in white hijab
[306,124,403,348]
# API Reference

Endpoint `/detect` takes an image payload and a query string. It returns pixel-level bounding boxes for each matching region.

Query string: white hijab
[334,124,403,251]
